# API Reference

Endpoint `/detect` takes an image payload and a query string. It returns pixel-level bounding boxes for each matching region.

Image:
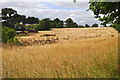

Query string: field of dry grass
[17,27,117,45]
[2,27,119,78]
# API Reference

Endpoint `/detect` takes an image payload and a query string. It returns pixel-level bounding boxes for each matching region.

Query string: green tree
[2,8,17,28]
[74,0,120,31]
[15,23,21,31]
[65,18,78,28]
[51,21,57,28]
[51,18,61,28]
[92,23,98,27]
[2,27,16,44]
[72,22,78,28]
[56,22,64,28]
[37,18,52,31]
[88,2,120,31]
[78,25,84,28]
[26,17,39,24]
[1,8,27,30]
[54,18,61,24]
[85,24,90,27]
[111,23,120,32]
[65,18,74,28]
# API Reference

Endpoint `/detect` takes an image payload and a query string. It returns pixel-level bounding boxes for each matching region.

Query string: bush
[85,24,90,27]
[78,25,84,28]
[56,22,64,28]
[111,24,120,33]
[72,22,78,28]
[2,27,16,44]
[92,23,98,27]
[36,20,51,31]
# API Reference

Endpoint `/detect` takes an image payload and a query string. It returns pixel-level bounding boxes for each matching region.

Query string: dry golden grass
[17,27,118,45]
[2,27,118,78]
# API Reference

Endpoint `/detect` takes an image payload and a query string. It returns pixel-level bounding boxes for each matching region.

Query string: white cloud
[1,0,119,2]
[70,14,75,17]
[1,0,90,2]
[1,2,101,26]
[79,21,85,23]
[52,2,89,9]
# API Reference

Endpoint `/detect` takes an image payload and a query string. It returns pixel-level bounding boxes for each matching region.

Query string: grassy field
[2,27,119,78]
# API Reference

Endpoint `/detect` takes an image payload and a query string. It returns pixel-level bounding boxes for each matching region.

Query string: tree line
[1,8,99,31]
[1,8,99,44]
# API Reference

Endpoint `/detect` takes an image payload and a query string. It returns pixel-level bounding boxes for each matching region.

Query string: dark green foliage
[32,24,39,30]
[36,18,52,31]
[85,24,90,27]
[51,21,57,28]
[51,18,64,28]
[73,0,76,3]
[88,2,120,31]
[25,17,39,24]
[72,22,78,28]
[78,25,84,28]
[56,22,64,28]
[15,23,26,31]
[65,18,78,28]
[65,18,73,28]
[92,23,98,27]
[33,18,64,29]
[111,24,120,32]
[2,8,20,29]
[54,18,61,24]
[1,8,39,30]
[2,27,16,44]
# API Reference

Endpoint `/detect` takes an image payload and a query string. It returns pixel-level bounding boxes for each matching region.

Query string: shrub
[78,25,84,28]
[36,20,51,31]
[85,24,90,27]
[2,27,16,44]
[111,24,120,33]
[56,22,64,28]
[92,23,98,27]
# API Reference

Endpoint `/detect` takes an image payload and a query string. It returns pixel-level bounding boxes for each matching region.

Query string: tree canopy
[92,23,98,27]
[74,0,120,31]
[85,24,90,27]
[25,17,39,24]
[88,1,120,31]
[1,8,39,29]
[65,18,78,28]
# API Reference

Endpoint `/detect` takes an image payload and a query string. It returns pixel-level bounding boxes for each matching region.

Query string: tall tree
[56,21,64,28]
[85,24,90,27]
[1,8,27,29]
[2,8,17,28]
[37,18,52,30]
[26,17,39,24]
[92,23,98,27]
[65,18,78,28]
[65,18,74,28]
[54,18,61,24]
[52,18,61,27]
[88,1,120,31]
[74,0,120,31]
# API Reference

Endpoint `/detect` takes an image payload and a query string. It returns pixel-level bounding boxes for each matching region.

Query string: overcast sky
[0,1,102,26]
